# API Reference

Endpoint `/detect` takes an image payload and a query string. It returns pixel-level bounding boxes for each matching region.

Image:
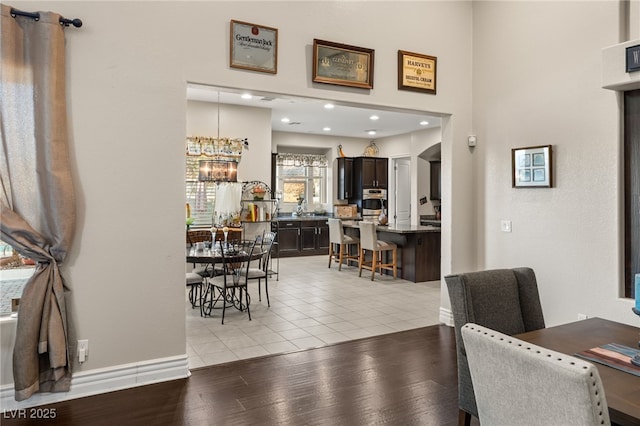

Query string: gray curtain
[0,5,76,401]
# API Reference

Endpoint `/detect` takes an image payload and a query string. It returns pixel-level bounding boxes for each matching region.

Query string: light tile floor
[186,255,442,369]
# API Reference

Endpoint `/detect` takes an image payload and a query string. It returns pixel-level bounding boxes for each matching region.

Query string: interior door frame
[391,157,411,225]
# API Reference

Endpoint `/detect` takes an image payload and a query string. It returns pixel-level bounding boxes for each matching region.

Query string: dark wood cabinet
[301,223,317,252]
[429,161,441,201]
[337,157,354,199]
[275,221,300,255]
[355,157,388,189]
[273,219,329,257]
[317,225,329,251]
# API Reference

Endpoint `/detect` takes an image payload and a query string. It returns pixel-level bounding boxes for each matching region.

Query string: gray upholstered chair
[358,221,397,281]
[445,267,546,426]
[461,323,610,426]
[327,218,359,270]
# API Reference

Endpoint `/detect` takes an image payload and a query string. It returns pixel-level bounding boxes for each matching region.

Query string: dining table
[186,243,265,317]
[516,317,640,426]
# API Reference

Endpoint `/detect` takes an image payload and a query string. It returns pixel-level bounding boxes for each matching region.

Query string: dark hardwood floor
[4,325,469,426]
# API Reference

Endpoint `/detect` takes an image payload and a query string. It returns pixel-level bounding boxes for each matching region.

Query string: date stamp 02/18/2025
[3,407,57,420]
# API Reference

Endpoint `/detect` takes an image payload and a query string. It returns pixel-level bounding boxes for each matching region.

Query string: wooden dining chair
[328,218,359,270]
[358,221,397,281]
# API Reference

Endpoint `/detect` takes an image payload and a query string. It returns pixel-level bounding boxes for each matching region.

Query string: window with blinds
[186,155,216,226]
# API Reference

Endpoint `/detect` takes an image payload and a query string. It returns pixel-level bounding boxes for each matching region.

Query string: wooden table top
[517,317,640,426]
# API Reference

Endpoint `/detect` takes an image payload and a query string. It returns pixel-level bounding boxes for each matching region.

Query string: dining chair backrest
[220,240,255,286]
[461,323,610,426]
[187,230,212,245]
[358,221,377,251]
[328,218,344,244]
[445,267,546,423]
[261,231,276,248]
[260,232,276,272]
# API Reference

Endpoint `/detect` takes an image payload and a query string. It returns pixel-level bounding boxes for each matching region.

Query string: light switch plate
[500,220,512,233]
[468,135,477,147]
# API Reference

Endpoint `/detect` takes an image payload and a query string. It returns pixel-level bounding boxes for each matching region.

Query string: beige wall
[472,1,635,325]
[4,0,633,397]
[2,0,475,388]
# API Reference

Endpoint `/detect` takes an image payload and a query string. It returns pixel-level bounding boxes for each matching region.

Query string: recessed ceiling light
[323,127,331,132]
[370,115,379,121]
[420,120,430,126]
[281,117,290,123]
[324,103,335,109]
[241,93,252,100]
[367,130,377,136]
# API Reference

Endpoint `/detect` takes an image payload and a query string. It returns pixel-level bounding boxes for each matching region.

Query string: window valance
[276,153,328,167]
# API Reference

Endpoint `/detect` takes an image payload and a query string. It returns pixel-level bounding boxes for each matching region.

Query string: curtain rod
[10,8,82,28]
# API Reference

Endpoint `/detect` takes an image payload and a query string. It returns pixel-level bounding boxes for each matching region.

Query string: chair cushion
[342,235,359,244]
[186,272,203,285]
[376,240,396,251]
[242,268,267,279]
[192,265,216,278]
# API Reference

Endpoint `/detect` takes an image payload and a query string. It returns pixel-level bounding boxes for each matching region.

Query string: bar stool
[328,218,360,270]
[358,221,397,281]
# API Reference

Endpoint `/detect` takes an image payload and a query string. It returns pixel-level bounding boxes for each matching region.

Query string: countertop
[274,215,359,222]
[275,216,440,233]
[343,222,440,234]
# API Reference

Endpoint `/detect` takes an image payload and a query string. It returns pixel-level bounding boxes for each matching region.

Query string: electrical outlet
[78,340,89,363]
[577,313,588,320]
[500,220,512,233]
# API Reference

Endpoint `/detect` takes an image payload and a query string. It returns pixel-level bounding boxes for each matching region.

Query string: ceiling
[187,84,442,140]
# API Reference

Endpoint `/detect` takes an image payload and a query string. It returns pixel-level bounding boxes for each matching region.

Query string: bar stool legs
[328,218,360,270]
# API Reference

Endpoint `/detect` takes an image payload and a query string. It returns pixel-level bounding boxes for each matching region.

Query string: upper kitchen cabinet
[336,157,354,199]
[429,161,441,200]
[355,157,388,189]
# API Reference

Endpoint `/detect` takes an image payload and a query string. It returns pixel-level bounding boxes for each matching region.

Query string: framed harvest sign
[312,39,374,89]
[230,20,278,74]
[512,145,553,188]
[398,50,437,94]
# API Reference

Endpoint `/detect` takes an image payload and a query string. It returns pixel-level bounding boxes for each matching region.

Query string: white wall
[188,100,272,183]
[377,128,442,225]
[472,1,636,326]
[2,1,475,391]
[272,131,369,209]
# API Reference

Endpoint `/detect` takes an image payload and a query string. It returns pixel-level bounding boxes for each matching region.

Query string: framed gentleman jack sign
[230,20,278,74]
[398,50,437,94]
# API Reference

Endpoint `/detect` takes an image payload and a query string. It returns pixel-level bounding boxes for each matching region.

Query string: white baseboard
[439,307,454,327]
[1,354,190,411]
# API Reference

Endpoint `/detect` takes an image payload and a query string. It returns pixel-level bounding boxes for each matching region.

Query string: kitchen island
[272,216,441,282]
[342,223,441,283]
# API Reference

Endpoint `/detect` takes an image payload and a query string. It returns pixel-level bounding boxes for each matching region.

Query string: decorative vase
[378,209,388,225]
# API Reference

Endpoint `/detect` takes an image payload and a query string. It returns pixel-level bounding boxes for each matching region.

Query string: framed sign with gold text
[230,20,278,74]
[312,39,374,89]
[398,50,437,94]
